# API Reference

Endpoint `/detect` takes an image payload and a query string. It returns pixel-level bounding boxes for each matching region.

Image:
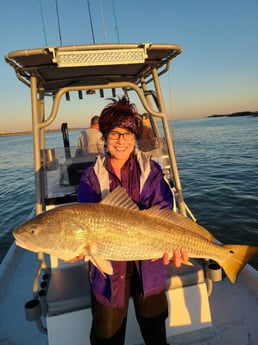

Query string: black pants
[90,262,168,345]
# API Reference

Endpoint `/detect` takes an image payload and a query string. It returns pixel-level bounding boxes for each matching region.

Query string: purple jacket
[78,150,174,308]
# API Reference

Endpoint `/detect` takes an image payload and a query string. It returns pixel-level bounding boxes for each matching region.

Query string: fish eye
[30,228,37,236]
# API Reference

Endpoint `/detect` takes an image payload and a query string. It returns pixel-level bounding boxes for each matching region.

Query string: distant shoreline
[0,128,82,137]
[1,111,257,136]
[207,111,258,118]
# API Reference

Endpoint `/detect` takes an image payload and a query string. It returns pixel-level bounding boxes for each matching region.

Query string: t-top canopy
[5,43,182,94]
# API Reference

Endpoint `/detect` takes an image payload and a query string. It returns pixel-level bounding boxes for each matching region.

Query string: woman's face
[106,127,135,162]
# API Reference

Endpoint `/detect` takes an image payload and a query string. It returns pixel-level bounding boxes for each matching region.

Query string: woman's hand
[165,248,189,267]
[151,248,189,267]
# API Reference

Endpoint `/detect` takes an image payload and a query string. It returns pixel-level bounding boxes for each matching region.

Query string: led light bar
[55,48,147,67]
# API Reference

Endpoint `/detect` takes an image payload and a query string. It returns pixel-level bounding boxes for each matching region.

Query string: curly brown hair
[99,96,142,139]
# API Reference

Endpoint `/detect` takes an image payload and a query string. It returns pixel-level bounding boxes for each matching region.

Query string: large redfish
[13,187,258,283]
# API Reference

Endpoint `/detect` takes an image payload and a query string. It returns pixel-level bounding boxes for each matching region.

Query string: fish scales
[80,204,226,262]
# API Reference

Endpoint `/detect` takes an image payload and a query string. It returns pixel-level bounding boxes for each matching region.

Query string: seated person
[77,115,104,155]
[137,113,156,152]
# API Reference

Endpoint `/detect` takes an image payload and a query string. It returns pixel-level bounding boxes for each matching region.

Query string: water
[172,116,258,269]
[1,116,258,269]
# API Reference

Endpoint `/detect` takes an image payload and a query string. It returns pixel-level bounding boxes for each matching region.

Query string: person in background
[137,112,156,152]
[77,115,104,155]
[76,97,188,345]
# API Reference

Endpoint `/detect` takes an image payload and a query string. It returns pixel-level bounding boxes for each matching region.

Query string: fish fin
[142,207,215,241]
[141,205,168,217]
[89,256,113,277]
[85,243,113,276]
[217,244,258,284]
[100,186,139,211]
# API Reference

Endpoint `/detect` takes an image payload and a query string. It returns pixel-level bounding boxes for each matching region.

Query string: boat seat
[165,259,211,337]
[47,264,91,316]
[166,259,205,290]
[46,259,204,317]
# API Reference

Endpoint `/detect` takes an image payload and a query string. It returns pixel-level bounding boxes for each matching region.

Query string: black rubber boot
[136,311,168,345]
[90,317,127,345]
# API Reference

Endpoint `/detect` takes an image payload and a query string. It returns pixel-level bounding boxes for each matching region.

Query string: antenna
[87,0,96,44]
[55,0,63,46]
[99,0,108,42]
[112,0,120,43]
[38,0,48,46]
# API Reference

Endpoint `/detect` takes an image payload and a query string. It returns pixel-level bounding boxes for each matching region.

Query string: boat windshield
[42,138,172,208]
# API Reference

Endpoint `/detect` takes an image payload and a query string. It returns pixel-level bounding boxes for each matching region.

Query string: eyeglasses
[108,131,135,141]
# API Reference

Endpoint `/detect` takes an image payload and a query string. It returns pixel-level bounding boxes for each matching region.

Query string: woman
[77,96,188,345]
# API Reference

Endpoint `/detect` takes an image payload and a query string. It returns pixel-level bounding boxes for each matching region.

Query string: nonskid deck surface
[0,246,48,345]
[0,245,257,345]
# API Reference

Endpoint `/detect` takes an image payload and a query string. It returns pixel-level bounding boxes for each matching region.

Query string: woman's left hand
[151,248,189,267]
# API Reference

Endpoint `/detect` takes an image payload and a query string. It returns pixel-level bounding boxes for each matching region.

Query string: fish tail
[218,244,258,284]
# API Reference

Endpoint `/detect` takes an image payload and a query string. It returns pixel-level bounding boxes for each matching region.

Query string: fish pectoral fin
[85,243,113,276]
[89,256,113,277]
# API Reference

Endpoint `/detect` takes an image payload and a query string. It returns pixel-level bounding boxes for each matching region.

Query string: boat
[1,43,258,345]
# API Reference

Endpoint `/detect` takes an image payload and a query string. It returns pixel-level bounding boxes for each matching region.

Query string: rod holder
[42,273,50,281]
[39,290,48,317]
[40,281,48,290]
[25,299,41,321]
[207,262,222,282]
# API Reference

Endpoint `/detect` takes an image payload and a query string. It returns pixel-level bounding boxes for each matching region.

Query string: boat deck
[1,243,257,345]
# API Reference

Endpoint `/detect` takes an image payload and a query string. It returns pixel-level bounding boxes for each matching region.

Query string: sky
[0,0,258,132]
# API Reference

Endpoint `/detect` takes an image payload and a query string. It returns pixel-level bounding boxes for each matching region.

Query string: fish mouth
[14,238,38,253]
